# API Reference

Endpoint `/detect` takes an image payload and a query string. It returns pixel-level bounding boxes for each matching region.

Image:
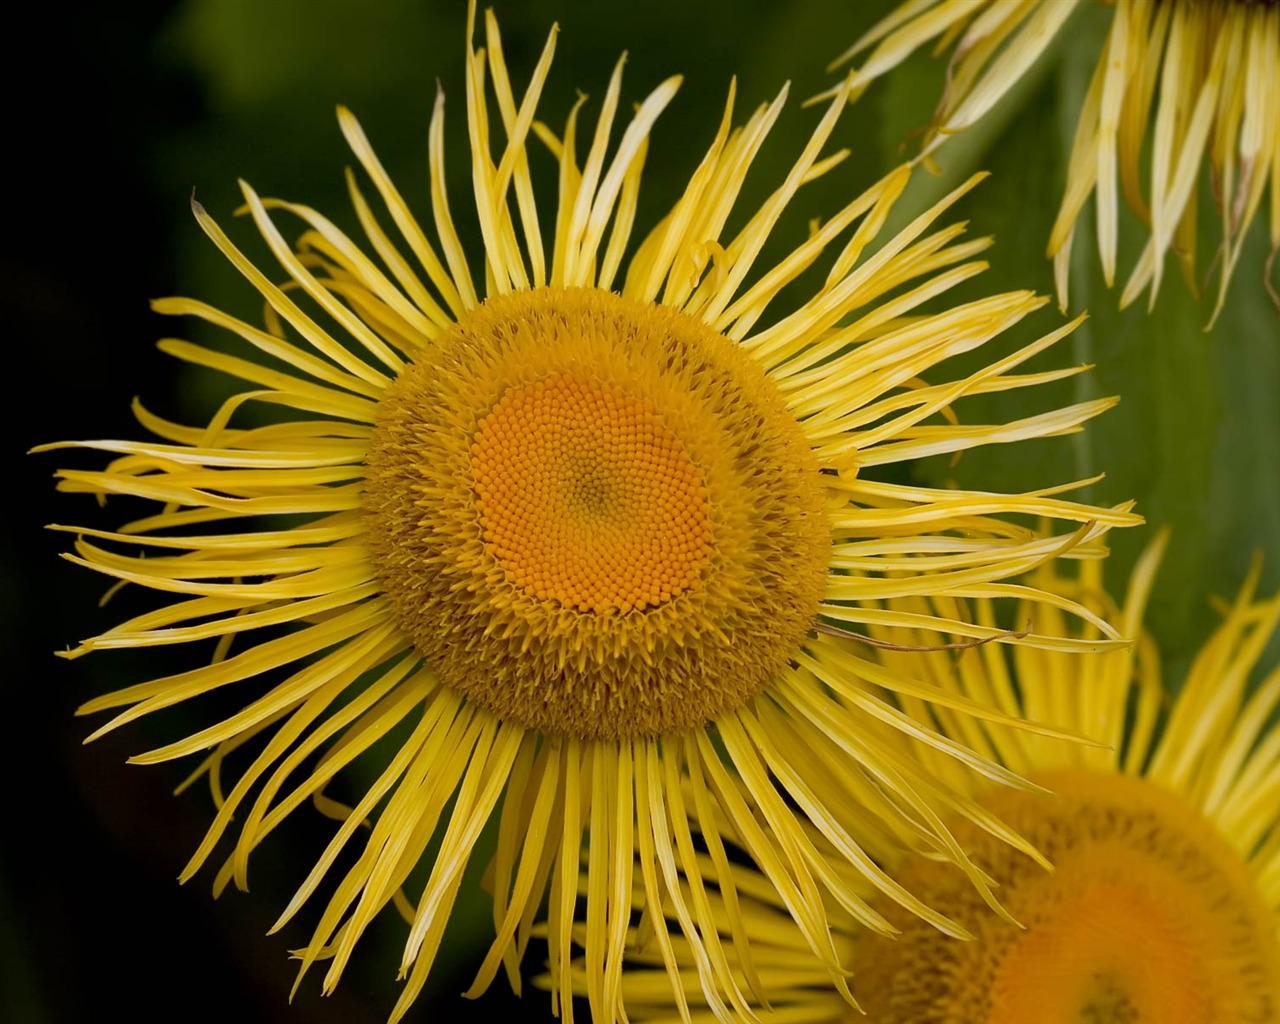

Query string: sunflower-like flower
[826,0,1280,322]
[611,532,1280,1021]
[39,4,1139,1021]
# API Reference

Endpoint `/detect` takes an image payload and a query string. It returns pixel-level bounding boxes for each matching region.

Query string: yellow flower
[826,0,1280,323]
[611,533,1280,1021]
[40,4,1138,1021]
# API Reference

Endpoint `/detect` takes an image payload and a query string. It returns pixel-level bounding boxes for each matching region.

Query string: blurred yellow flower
[610,533,1280,1021]
[40,2,1138,1020]
[826,0,1280,323]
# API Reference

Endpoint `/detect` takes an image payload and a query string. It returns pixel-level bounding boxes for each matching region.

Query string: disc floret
[364,286,830,739]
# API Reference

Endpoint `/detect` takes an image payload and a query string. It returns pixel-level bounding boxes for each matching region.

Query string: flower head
[827,0,1280,323]
[40,4,1138,1020]
[613,533,1280,1021]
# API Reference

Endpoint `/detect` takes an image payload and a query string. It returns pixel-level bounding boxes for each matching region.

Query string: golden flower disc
[363,286,829,740]
[854,770,1280,1023]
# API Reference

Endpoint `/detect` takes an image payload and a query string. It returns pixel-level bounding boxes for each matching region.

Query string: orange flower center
[989,866,1213,1023]
[853,771,1280,1024]
[472,373,711,614]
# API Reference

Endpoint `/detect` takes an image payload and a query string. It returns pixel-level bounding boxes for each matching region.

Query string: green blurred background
[6,1,1278,1021]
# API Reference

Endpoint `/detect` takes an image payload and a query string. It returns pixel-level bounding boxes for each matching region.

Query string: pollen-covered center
[471,374,711,614]
[363,287,829,740]
[853,771,1280,1023]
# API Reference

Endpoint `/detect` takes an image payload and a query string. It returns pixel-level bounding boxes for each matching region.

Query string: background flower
[826,0,1280,321]
[605,535,1280,1021]
[5,1,1279,1023]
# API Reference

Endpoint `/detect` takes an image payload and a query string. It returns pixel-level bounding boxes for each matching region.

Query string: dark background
[5,2,1278,1022]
